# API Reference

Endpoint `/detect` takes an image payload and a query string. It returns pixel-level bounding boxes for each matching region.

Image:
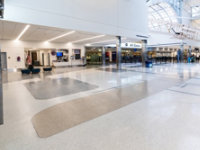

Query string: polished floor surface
[1,64,200,150]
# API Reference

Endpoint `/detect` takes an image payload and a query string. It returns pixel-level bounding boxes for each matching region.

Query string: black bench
[32,68,41,74]
[21,69,31,74]
[43,67,52,72]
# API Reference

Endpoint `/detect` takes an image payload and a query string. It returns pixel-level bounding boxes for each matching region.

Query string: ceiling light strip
[71,35,105,44]
[89,39,117,45]
[47,30,75,42]
[15,25,30,41]
[88,37,127,45]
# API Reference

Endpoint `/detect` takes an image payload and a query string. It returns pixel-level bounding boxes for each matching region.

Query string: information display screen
[57,52,63,57]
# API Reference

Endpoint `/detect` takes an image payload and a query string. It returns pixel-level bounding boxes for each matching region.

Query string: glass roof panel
[148,2,178,32]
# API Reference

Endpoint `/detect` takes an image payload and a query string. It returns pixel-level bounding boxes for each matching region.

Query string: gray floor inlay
[25,78,98,100]
[32,77,180,138]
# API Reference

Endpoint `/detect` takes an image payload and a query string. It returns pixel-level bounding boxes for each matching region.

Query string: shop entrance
[86,47,143,65]
[112,52,116,63]
[121,49,142,64]
[31,52,38,66]
[86,47,103,65]
[41,53,51,66]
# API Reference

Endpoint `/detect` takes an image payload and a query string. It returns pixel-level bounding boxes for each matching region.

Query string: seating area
[21,69,31,74]
[21,66,53,74]
[32,68,41,74]
[43,67,52,72]
[21,68,41,75]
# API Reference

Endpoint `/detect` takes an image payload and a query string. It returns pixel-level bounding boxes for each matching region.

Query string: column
[0,46,3,125]
[141,40,147,67]
[0,0,4,18]
[188,45,192,58]
[187,45,191,63]
[180,43,184,63]
[116,36,122,70]
[102,47,106,66]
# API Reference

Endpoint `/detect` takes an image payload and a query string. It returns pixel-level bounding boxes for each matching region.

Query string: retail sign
[121,43,142,49]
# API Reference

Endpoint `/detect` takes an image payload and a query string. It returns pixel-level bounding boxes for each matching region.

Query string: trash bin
[145,61,153,68]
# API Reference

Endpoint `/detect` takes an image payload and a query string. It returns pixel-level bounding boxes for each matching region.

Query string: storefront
[85,47,103,65]
[107,42,143,64]
[85,42,143,65]
[25,48,84,68]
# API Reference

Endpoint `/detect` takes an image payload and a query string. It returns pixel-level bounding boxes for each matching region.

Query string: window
[73,49,81,60]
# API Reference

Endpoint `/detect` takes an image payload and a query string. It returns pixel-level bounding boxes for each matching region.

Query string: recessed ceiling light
[85,44,91,46]
[15,25,30,41]
[44,41,49,44]
[46,31,75,42]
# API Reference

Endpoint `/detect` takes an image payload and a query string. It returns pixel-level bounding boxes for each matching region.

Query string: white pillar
[116,36,122,69]
[0,45,3,125]
[189,45,192,57]
[180,43,184,62]
[141,40,147,67]
[102,47,106,66]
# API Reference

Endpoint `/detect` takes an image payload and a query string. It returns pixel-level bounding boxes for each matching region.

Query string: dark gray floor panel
[25,78,98,100]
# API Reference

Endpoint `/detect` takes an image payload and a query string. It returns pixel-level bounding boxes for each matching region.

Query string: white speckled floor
[1,63,200,150]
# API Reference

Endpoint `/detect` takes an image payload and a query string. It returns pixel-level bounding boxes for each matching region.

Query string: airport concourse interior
[2,0,200,150]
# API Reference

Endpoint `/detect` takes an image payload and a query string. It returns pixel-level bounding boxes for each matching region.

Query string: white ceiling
[0,20,138,45]
[0,21,25,40]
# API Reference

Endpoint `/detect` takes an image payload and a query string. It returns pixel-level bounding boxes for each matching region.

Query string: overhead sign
[121,43,142,49]
[106,42,142,49]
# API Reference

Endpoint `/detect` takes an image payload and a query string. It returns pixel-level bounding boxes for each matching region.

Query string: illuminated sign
[106,42,142,49]
[121,43,142,49]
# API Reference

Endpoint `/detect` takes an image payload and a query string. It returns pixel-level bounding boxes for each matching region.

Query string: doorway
[42,53,44,66]
[48,53,50,66]
[31,52,38,66]
[1,52,7,70]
